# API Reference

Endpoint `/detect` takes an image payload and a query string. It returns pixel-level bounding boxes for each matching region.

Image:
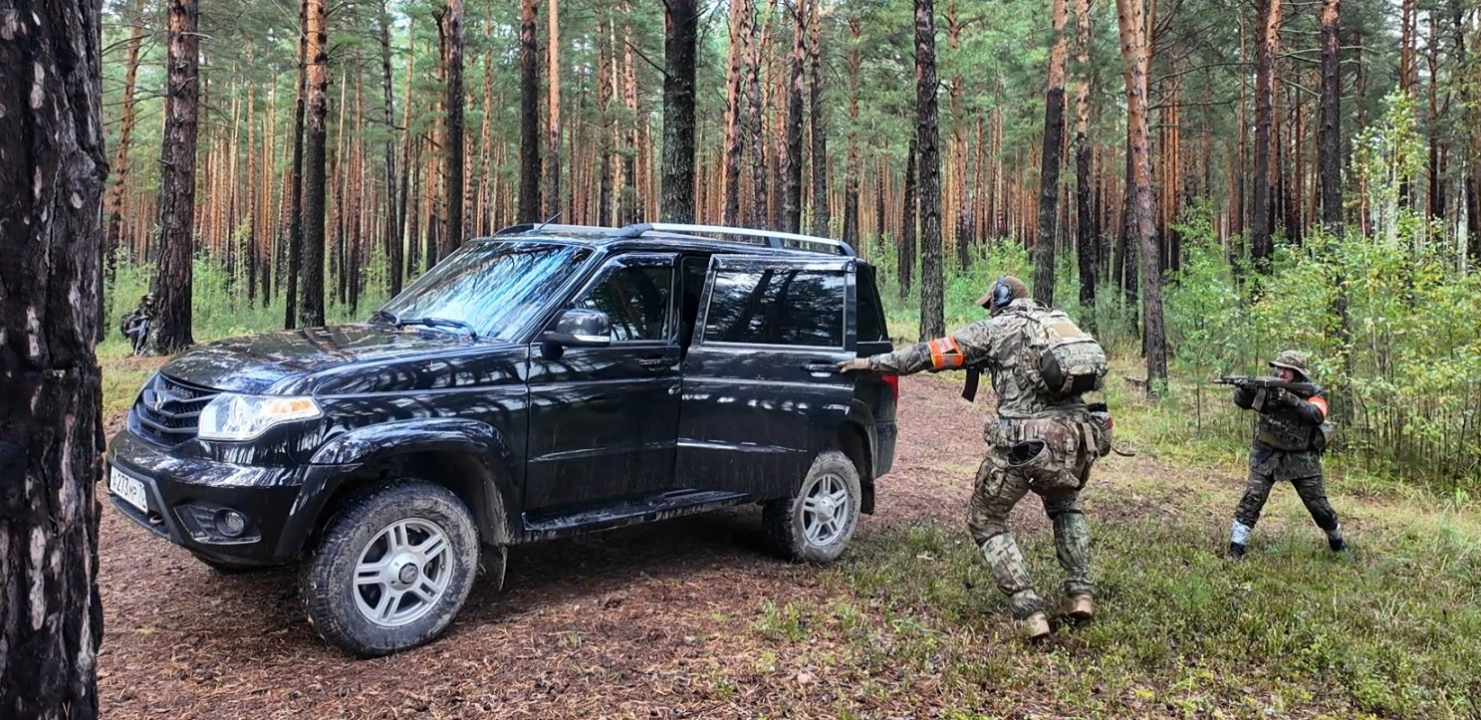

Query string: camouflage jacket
[1233,385,1327,479]
[865,298,1086,419]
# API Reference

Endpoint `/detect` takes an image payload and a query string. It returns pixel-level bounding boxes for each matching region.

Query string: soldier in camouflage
[1225,350,1348,559]
[839,275,1105,640]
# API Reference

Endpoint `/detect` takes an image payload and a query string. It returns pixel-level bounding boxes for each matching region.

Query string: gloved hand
[837,357,873,373]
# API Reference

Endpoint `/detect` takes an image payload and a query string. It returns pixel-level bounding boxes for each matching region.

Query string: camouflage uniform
[1227,351,1346,557]
[863,296,1101,623]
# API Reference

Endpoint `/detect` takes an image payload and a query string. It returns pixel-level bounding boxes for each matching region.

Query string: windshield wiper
[369,309,399,326]
[397,316,479,340]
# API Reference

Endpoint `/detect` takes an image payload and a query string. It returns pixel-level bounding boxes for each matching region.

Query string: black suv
[106,222,898,657]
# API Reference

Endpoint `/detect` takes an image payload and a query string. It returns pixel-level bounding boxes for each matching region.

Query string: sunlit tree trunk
[1117,0,1168,392]
[915,0,945,340]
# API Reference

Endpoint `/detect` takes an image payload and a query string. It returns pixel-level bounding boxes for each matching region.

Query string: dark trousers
[1234,471,1338,532]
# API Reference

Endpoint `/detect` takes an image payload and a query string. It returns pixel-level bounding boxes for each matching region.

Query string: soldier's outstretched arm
[839,320,999,375]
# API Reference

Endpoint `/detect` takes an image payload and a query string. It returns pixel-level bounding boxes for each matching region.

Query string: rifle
[1212,375,1322,398]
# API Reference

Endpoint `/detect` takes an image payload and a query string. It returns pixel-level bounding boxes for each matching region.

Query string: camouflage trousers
[1234,471,1338,533]
[967,425,1095,621]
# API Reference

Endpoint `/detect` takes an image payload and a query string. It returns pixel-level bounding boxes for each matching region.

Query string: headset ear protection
[990,275,1012,312]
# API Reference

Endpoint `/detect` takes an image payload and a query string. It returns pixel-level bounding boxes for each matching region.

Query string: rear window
[855,265,888,342]
[704,269,845,347]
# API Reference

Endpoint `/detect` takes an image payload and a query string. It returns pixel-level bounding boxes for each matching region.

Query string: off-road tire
[301,481,480,658]
[762,450,862,563]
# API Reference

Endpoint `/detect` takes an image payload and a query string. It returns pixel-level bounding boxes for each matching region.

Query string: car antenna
[535,211,562,231]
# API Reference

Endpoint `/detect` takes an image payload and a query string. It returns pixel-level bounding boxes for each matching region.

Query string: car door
[524,252,682,512]
[675,255,858,499]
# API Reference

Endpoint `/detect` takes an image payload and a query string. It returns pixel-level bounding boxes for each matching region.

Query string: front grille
[131,373,219,445]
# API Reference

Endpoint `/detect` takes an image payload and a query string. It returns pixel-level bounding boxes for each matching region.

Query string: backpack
[1018,308,1108,400]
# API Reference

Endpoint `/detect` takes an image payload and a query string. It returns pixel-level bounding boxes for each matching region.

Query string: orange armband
[928,336,964,369]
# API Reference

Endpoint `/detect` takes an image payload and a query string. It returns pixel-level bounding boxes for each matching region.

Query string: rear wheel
[301,481,480,658]
[762,450,862,563]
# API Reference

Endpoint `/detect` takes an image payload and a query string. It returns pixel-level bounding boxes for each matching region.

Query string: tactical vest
[1256,409,1314,452]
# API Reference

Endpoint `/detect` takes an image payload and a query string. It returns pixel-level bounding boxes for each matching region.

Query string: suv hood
[160,324,496,394]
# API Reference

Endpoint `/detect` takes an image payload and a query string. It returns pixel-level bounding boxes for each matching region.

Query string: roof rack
[617,222,856,257]
[492,222,612,236]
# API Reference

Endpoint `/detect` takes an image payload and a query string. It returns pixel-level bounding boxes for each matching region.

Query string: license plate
[109,466,149,513]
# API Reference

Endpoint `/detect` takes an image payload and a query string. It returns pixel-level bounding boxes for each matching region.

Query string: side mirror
[541,308,612,350]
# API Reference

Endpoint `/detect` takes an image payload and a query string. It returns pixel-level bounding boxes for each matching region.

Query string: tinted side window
[576,265,672,342]
[704,269,844,347]
[856,265,888,342]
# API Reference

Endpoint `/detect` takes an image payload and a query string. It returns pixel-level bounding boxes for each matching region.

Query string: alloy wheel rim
[801,473,849,546]
[352,518,453,628]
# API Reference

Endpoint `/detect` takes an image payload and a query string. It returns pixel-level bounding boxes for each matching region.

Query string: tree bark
[518,0,541,222]
[150,0,200,353]
[915,0,945,340]
[445,0,466,248]
[1033,0,1071,305]
[901,138,919,299]
[744,2,768,228]
[285,0,308,329]
[1318,0,1341,234]
[545,0,561,220]
[300,0,328,327]
[0,0,107,714]
[1117,0,1167,393]
[1074,0,1096,329]
[379,1,402,295]
[782,0,807,233]
[661,0,699,222]
[1251,0,1282,268]
[103,0,144,297]
[722,0,752,226]
[808,0,829,237]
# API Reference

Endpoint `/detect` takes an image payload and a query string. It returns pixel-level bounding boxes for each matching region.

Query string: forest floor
[94,358,1481,720]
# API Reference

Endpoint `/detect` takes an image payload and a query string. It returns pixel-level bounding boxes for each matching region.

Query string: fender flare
[276,419,518,560]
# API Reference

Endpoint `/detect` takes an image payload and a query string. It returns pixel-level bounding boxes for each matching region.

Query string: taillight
[881,373,899,400]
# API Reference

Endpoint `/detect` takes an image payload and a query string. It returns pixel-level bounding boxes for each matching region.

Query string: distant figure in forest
[839,275,1112,640]
[120,292,155,355]
[1223,350,1348,559]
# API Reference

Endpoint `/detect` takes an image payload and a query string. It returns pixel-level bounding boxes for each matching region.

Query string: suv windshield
[374,240,590,341]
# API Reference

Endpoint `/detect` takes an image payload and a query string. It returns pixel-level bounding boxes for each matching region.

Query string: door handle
[639,356,672,369]
[801,362,838,373]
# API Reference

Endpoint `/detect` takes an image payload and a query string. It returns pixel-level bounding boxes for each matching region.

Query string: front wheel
[762,450,862,563]
[300,481,480,658]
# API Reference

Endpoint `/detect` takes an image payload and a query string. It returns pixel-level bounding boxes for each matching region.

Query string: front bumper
[105,429,334,567]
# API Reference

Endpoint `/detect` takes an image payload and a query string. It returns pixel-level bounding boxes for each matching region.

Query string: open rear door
[675,254,858,499]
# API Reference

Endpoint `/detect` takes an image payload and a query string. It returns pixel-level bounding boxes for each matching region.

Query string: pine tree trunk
[103,0,144,297]
[150,0,200,353]
[915,0,945,340]
[446,0,466,248]
[0,0,107,713]
[901,139,918,299]
[808,0,828,237]
[745,3,768,228]
[1116,0,1167,393]
[1251,0,1282,269]
[518,0,541,222]
[300,0,328,327]
[1074,0,1096,329]
[546,0,561,220]
[661,0,698,222]
[843,17,862,248]
[782,0,806,233]
[379,2,402,295]
[722,0,752,226]
[1319,0,1341,234]
[1033,0,1070,305]
[285,0,308,329]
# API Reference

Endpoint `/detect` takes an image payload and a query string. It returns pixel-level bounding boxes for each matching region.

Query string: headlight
[198,394,323,441]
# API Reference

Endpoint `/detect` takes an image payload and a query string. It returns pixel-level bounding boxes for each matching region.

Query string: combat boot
[1225,542,1247,560]
[1021,612,1051,640]
[1329,537,1349,553]
[1063,594,1093,621]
